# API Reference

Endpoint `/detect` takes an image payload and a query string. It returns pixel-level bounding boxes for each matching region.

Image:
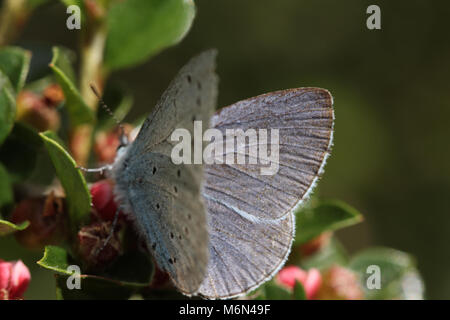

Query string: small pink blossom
[91,179,119,221]
[316,265,363,300]
[276,266,322,299]
[0,260,31,300]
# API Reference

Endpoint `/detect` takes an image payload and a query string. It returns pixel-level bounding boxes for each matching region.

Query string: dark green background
[1,0,449,299]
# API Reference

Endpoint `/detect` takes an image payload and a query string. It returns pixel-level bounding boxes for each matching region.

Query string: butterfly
[107,50,334,299]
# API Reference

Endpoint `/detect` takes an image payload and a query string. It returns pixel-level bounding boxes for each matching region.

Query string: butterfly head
[118,128,129,150]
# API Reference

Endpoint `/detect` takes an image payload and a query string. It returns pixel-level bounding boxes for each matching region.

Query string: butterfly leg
[77,164,113,174]
[94,207,120,257]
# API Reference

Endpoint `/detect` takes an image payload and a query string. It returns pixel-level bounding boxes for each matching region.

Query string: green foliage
[257,280,307,300]
[301,238,349,271]
[0,163,13,210]
[60,0,83,8]
[0,46,31,92]
[0,123,42,183]
[0,71,16,146]
[40,131,91,231]
[349,247,424,299]
[0,220,29,236]
[293,281,307,300]
[260,282,292,300]
[104,0,196,70]
[49,47,94,126]
[38,246,154,300]
[37,245,71,274]
[295,199,363,245]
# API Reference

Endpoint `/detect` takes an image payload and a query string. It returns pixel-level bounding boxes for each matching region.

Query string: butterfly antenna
[90,84,126,139]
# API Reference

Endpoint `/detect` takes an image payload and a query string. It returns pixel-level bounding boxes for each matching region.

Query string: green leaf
[262,282,292,300]
[60,0,83,8]
[42,130,68,152]
[40,131,91,231]
[25,76,55,94]
[0,46,31,92]
[0,219,29,236]
[301,238,349,271]
[105,0,196,70]
[55,274,138,300]
[0,71,16,146]
[293,281,307,300]
[50,46,77,84]
[49,47,94,126]
[0,123,43,182]
[38,246,154,300]
[37,245,72,274]
[349,247,424,300]
[295,199,363,245]
[349,247,416,284]
[0,162,13,210]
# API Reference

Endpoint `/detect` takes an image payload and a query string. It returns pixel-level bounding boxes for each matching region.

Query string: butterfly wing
[198,88,334,298]
[113,50,218,295]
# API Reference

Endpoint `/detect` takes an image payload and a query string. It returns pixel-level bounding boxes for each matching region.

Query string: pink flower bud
[275,266,322,299]
[0,260,31,300]
[11,192,68,249]
[77,222,122,269]
[16,90,60,132]
[300,232,333,257]
[94,125,134,164]
[316,265,363,300]
[43,84,64,106]
[90,179,123,222]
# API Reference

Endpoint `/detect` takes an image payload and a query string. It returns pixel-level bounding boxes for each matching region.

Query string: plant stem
[71,16,108,166]
[0,0,29,47]
[80,24,107,108]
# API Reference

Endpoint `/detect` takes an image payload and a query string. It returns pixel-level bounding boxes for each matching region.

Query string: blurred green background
[0,0,449,299]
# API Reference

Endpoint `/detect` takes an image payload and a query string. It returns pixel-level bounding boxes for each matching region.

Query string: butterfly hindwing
[199,88,334,298]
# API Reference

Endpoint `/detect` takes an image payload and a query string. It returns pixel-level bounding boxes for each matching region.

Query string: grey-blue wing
[113,51,218,295]
[130,50,218,155]
[199,88,334,298]
[126,151,208,295]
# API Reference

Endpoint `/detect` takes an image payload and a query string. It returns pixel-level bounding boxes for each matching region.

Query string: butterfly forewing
[113,50,218,295]
[199,88,334,298]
